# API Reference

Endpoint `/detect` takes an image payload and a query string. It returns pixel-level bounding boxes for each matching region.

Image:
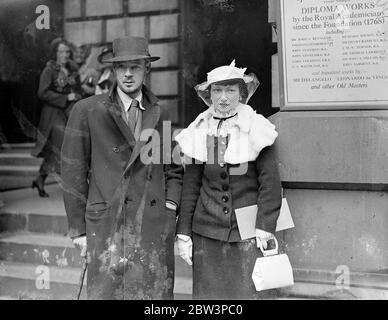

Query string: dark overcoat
[61,84,183,299]
[32,60,80,158]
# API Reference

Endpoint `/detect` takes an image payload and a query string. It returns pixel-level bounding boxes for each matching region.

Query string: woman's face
[56,43,71,65]
[210,83,240,114]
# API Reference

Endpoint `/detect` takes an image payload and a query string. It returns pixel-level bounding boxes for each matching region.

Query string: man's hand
[176,234,192,266]
[72,236,87,257]
[255,229,274,249]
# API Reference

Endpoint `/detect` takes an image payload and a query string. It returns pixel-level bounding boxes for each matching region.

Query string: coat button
[222,184,229,191]
[223,207,229,214]
[220,171,228,179]
[222,195,229,202]
[113,146,120,153]
[150,199,156,206]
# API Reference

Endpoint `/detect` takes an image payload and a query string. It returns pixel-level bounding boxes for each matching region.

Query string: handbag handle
[258,236,279,257]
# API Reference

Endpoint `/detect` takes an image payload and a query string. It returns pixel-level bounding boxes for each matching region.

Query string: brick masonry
[128,0,178,13]
[65,20,103,45]
[64,0,81,18]
[85,0,123,17]
[151,71,179,96]
[149,42,179,68]
[106,17,146,41]
[150,14,179,39]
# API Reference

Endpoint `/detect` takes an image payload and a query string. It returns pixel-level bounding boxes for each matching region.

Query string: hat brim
[102,54,160,63]
[195,73,260,107]
[197,75,254,91]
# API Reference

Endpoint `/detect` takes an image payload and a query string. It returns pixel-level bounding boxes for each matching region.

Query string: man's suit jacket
[61,83,183,299]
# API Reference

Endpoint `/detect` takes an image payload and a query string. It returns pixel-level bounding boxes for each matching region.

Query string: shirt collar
[193,103,251,133]
[116,86,145,112]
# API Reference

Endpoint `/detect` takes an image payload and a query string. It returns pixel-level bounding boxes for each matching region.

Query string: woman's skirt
[192,232,279,300]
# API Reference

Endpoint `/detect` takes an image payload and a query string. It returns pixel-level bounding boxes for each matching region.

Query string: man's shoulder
[75,93,110,109]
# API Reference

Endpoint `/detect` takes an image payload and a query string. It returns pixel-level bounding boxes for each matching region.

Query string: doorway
[0,0,63,143]
[180,0,277,126]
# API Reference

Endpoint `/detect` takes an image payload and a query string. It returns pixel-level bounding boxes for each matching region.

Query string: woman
[175,60,282,299]
[31,38,82,197]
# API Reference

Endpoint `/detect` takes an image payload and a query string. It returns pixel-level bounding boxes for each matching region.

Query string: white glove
[72,236,87,257]
[255,229,274,249]
[176,234,192,266]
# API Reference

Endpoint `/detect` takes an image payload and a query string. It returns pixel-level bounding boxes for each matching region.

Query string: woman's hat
[195,60,260,107]
[102,36,160,63]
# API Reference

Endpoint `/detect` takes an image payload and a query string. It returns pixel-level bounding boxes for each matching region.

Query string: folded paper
[235,198,294,240]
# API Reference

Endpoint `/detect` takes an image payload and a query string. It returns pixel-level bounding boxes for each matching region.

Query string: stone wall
[269,0,388,299]
[64,0,180,123]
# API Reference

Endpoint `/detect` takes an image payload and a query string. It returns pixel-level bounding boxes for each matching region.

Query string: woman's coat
[32,60,80,158]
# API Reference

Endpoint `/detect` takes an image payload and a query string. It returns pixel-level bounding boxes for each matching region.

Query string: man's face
[57,43,71,65]
[114,59,150,97]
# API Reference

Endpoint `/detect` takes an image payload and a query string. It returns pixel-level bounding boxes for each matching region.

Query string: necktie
[127,99,142,140]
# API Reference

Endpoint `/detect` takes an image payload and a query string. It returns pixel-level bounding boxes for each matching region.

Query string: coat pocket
[85,202,110,222]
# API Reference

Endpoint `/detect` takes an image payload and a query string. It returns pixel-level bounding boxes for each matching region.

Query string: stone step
[0,143,35,150]
[0,261,87,300]
[0,184,67,234]
[281,268,388,300]
[0,232,193,280]
[0,165,40,176]
[0,153,42,166]
[0,211,68,235]
[0,177,57,192]
[0,233,83,268]
[0,148,33,154]
[0,261,192,299]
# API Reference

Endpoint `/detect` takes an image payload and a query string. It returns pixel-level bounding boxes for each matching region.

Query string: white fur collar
[175,104,278,164]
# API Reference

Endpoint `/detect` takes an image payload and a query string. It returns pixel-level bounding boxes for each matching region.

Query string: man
[61,36,183,300]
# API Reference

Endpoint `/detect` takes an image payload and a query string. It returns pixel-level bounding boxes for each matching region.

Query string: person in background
[95,45,115,95]
[73,44,99,97]
[31,37,82,197]
[175,60,282,299]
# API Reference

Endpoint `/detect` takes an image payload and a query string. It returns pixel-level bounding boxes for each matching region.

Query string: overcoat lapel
[105,88,137,148]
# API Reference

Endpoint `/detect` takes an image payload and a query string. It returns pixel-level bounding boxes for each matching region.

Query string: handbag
[251,236,294,291]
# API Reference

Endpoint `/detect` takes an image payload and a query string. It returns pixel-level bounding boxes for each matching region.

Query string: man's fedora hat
[102,36,160,63]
